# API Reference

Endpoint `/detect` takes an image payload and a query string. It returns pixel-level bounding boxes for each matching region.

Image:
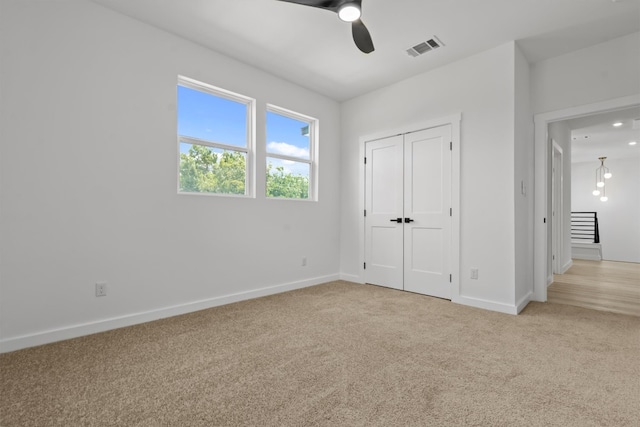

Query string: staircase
[571,212,602,260]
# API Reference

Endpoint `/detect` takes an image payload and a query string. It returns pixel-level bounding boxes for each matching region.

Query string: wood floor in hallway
[549,259,640,316]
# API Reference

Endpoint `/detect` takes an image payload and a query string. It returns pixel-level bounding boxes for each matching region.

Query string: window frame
[177,76,255,197]
[265,104,318,201]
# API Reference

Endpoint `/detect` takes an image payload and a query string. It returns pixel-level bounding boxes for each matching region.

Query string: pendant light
[593,157,612,202]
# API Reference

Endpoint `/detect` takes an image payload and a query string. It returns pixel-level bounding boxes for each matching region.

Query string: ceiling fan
[276,0,375,54]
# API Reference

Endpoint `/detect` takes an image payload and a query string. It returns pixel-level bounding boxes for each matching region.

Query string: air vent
[406,36,444,57]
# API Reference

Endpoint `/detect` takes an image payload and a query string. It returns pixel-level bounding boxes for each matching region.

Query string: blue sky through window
[178,85,247,148]
[178,84,312,178]
[266,111,310,160]
[266,110,311,178]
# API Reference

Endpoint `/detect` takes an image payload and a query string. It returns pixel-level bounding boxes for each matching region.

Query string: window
[177,76,254,196]
[266,105,317,200]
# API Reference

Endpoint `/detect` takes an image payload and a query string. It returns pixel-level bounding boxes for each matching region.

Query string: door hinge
[450,141,452,151]
[450,207,452,217]
[364,209,366,217]
[449,274,452,283]
[364,262,366,270]
[364,157,367,164]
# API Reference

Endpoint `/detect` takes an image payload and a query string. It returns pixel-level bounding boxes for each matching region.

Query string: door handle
[404,218,414,223]
[390,218,402,223]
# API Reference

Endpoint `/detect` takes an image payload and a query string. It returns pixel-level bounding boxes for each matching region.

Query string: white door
[403,127,452,298]
[364,125,452,299]
[364,135,404,290]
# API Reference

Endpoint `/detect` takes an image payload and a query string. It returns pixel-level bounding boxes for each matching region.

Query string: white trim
[357,113,461,299]
[177,76,256,197]
[561,259,573,274]
[339,273,362,283]
[573,253,601,261]
[179,135,250,154]
[454,295,519,315]
[266,153,312,164]
[265,104,318,201]
[551,140,564,275]
[178,75,254,105]
[533,94,640,302]
[515,292,533,314]
[571,242,603,261]
[450,116,461,300]
[0,274,339,354]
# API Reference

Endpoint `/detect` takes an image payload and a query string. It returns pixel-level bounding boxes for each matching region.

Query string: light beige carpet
[1,281,639,426]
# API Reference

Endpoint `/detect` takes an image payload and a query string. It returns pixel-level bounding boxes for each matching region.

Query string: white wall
[340,42,522,313]
[572,158,640,263]
[514,44,534,306]
[0,0,341,351]
[531,32,640,114]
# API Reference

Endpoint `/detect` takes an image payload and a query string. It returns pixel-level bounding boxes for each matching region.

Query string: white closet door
[364,125,452,299]
[364,135,404,290]
[403,126,452,299]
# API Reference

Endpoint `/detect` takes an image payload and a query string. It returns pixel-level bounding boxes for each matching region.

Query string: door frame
[533,94,640,302]
[551,140,563,274]
[358,113,461,300]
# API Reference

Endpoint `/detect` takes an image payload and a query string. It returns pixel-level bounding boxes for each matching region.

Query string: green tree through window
[179,145,246,194]
[266,163,309,199]
[178,76,253,196]
[266,106,317,200]
[177,77,317,199]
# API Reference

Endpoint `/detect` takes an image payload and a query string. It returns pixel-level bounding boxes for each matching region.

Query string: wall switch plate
[95,282,107,297]
[302,257,307,267]
[470,269,479,280]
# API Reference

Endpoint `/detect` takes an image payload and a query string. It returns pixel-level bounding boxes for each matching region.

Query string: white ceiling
[569,106,640,164]
[90,0,640,102]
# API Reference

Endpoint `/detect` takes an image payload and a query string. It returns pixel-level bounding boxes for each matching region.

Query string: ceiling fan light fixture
[338,3,361,22]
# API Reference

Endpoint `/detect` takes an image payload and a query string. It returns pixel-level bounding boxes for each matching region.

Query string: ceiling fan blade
[352,19,374,53]
[276,0,365,14]
[276,0,342,12]
[277,0,373,53]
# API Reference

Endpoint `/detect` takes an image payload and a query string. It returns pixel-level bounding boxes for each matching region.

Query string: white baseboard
[572,253,602,261]
[339,273,362,283]
[453,295,519,315]
[560,259,573,274]
[515,291,533,314]
[572,243,602,261]
[0,274,339,354]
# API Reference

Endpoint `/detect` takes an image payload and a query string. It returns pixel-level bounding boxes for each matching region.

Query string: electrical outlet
[302,257,307,267]
[95,282,107,297]
[470,269,479,280]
